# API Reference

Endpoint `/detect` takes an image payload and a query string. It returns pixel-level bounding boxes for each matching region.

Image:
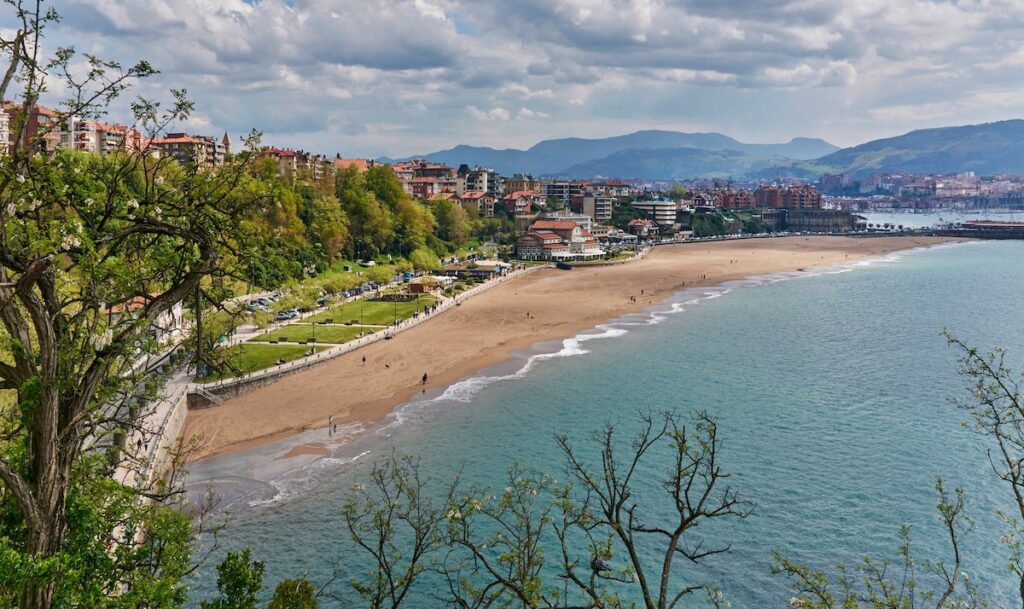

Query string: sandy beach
[183,235,958,461]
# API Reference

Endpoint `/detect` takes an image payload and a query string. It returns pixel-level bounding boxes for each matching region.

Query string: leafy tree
[409,247,441,272]
[267,578,318,609]
[365,166,406,210]
[0,3,276,608]
[200,549,265,609]
[432,198,470,245]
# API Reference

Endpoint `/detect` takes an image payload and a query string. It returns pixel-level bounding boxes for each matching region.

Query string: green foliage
[409,247,441,271]
[200,550,265,609]
[691,210,727,237]
[267,578,318,609]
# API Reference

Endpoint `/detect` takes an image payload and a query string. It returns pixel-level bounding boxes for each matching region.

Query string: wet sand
[183,236,958,461]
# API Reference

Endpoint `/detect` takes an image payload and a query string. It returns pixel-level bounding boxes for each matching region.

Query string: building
[502,190,543,216]
[150,133,227,167]
[458,191,496,216]
[336,158,374,173]
[758,208,857,232]
[456,165,502,199]
[630,200,678,226]
[690,192,719,208]
[105,293,185,346]
[505,173,542,194]
[755,184,822,209]
[259,147,335,182]
[4,102,61,153]
[542,180,587,207]
[570,191,614,223]
[516,219,604,261]
[627,218,658,237]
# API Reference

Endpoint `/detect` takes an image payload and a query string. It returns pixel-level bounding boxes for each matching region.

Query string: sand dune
[183,236,958,461]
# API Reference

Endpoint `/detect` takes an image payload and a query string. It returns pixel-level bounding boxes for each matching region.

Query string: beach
[183,235,956,461]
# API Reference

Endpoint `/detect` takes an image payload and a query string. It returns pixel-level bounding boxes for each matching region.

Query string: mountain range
[385,120,1024,180]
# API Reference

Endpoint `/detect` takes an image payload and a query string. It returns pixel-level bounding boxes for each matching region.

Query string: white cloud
[20,0,1024,155]
[517,107,550,120]
[467,105,510,121]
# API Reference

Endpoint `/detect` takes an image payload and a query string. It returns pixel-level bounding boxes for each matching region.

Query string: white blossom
[446,508,463,521]
[126,199,139,210]
[4,202,14,216]
[92,329,113,350]
[84,197,94,207]
[15,174,24,183]
[154,176,165,186]
[60,233,81,251]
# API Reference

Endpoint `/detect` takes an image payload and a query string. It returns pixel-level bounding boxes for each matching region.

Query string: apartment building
[631,199,679,226]
[4,102,61,153]
[150,132,229,168]
[570,191,613,223]
[259,147,335,182]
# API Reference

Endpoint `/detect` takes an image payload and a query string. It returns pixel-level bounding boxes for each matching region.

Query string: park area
[305,294,437,325]
[198,344,328,382]
[249,324,373,344]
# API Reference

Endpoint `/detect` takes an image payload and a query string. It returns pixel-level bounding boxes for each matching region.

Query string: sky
[15,0,1024,158]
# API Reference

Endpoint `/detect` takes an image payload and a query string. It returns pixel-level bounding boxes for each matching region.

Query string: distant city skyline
[20,0,1024,158]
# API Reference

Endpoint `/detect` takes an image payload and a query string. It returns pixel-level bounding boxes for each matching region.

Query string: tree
[200,549,265,609]
[267,578,318,609]
[0,3,272,607]
[946,334,1024,608]
[342,453,458,609]
[432,198,470,246]
[409,247,441,272]
[774,480,982,609]
[345,412,752,609]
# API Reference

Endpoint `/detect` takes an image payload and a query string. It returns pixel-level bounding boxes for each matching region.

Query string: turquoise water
[188,240,1024,607]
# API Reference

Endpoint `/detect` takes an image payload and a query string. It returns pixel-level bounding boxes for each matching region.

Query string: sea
[186,236,1024,608]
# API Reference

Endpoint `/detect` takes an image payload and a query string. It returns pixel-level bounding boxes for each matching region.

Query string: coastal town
[6,1,1024,608]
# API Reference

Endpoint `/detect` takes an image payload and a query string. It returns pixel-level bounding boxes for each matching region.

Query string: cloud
[13,0,1024,156]
[517,107,550,120]
[467,105,510,121]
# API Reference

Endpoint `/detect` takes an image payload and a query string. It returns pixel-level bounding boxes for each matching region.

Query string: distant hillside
[396,130,838,176]
[556,147,792,180]
[816,120,1024,177]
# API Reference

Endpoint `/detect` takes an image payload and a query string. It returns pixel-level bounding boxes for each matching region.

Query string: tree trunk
[20,380,70,609]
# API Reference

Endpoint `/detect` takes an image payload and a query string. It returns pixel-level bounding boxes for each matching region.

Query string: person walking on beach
[422,372,428,385]
[328,414,333,434]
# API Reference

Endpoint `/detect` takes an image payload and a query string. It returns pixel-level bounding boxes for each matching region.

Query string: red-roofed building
[150,132,227,167]
[502,190,544,215]
[516,219,604,260]
[259,146,335,183]
[336,158,373,173]
[627,218,658,237]
[104,293,184,345]
[458,191,496,216]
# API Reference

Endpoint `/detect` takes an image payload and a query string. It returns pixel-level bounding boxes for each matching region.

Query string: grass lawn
[306,295,436,325]
[200,343,327,381]
[250,324,374,344]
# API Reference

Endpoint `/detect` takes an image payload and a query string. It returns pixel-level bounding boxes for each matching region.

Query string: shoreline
[183,236,961,464]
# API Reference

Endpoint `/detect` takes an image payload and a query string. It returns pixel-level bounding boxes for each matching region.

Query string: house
[458,191,496,216]
[691,192,718,208]
[104,293,184,346]
[628,218,658,237]
[516,219,604,261]
[501,190,543,215]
